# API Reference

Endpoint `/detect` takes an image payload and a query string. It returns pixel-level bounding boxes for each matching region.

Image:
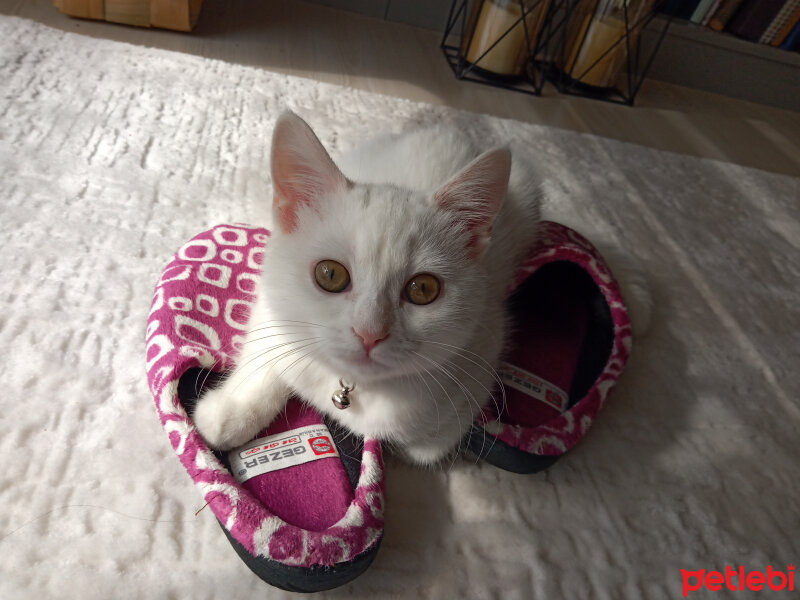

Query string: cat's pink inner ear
[434,147,511,259]
[271,112,349,233]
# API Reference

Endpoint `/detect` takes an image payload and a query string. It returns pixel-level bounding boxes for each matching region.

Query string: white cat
[193,111,650,465]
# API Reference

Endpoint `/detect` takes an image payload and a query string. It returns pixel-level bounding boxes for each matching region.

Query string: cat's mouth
[331,351,409,382]
[348,354,390,373]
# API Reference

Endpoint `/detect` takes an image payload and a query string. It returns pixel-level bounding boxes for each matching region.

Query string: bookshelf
[643,14,800,110]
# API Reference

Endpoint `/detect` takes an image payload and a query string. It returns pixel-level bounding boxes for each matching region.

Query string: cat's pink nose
[352,327,390,356]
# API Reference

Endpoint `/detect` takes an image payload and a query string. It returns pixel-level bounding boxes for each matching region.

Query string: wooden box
[54,0,203,32]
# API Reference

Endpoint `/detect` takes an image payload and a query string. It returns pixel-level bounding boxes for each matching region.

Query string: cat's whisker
[416,338,505,395]
[435,353,503,458]
[274,349,324,431]
[402,369,436,436]
[414,339,507,420]
[328,422,361,465]
[233,336,322,379]
[412,350,491,471]
[230,338,323,395]
[435,353,499,417]
[246,319,327,334]
[411,354,462,458]
[277,343,322,379]
[415,353,482,460]
[262,319,327,326]
[193,355,223,399]
[255,340,323,381]
[291,345,321,383]
[242,331,321,345]
[231,341,322,404]
[250,322,321,328]
[407,356,441,438]
[410,351,472,472]
[413,350,481,415]
[421,349,501,463]
[401,365,428,435]
[324,420,359,464]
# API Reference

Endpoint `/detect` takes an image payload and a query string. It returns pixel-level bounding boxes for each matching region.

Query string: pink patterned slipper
[145,225,385,592]
[467,221,632,473]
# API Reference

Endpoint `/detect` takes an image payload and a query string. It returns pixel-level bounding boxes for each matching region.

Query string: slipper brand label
[228,424,339,483]
[498,361,569,412]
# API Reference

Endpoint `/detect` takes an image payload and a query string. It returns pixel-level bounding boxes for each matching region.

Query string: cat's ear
[271,111,349,233]
[434,147,511,259]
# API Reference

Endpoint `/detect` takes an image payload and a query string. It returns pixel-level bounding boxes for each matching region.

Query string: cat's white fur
[193,112,651,465]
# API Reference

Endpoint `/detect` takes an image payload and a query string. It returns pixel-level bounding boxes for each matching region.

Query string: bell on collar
[332,379,355,410]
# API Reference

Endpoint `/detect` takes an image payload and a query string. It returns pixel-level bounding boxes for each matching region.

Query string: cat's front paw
[193,388,264,451]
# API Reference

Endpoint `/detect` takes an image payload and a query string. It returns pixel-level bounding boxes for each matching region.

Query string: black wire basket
[441,0,557,96]
[441,0,673,105]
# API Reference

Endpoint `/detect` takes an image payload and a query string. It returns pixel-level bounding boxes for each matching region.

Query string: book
[690,0,717,24]
[726,0,787,42]
[770,3,800,45]
[708,0,745,31]
[780,17,800,48]
[760,0,800,44]
[658,0,702,20]
[701,0,724,26]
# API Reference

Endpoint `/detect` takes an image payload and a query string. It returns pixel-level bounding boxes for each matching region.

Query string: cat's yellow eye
[405,274,440,305]
[315,260,350,293]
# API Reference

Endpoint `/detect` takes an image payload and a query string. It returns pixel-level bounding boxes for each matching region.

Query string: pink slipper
[145,225,384,592]
[466,221,633,472]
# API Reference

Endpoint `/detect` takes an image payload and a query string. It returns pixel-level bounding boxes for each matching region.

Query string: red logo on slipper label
[309,436,335,455]
[498,361,569,412]
[228,424,340,483]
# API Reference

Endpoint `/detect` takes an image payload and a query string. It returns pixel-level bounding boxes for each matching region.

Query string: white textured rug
[1,15,799,600]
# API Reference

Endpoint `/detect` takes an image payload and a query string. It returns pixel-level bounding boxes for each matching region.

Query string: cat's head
[260,112,510,383]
